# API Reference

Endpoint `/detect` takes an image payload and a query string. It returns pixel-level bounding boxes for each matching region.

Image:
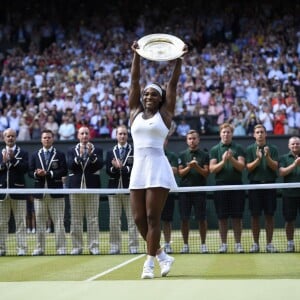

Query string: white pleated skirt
[129,147,177,190]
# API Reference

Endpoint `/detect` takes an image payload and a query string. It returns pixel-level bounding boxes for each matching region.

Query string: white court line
[85,254,145,281]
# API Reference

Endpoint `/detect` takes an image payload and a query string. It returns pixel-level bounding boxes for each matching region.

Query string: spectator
[17,113,31,140]
[231,111,246,136]
[50,90,65,113]
[113,90,127,114]
[178,130,209,254]
[75,106,90,128]
[0,128,28,256]
[58,115,76,140]
[198,84,211,109]
[96,117,111,138]
[44,115,59,140]
[279,136,300,252]
[245,80,259,108]
[67,126,104,255]
[246,124,279,253]
[271,92,286,114]
[245,109,259,136]
[207,93,219,117]
[197,109,210,135]
[273,110,286,135]
[0,109,8,139]
[178,103,193,118]
[63,92,76,113]
[183,84,198,112]
[86,94,100,117]
[38,94,52,113]
[286,103,300,136]
[216,98,232,125]
[223,83,235,104]
[258,103,274,134]
[29,129,68,255]
[209,123,246,253]
[176,117,191,137]
[106,125,139,254]
[7,107,21,135]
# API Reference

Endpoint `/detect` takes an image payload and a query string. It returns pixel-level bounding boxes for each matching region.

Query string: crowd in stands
[0,1,300,141]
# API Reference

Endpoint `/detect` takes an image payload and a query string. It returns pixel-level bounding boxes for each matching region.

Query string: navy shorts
[26,198,35,214]
[178,192,206,221]
[213,189,245,219]
[282,196,300,222]
[161,193,176,222]
[248,188,277,216]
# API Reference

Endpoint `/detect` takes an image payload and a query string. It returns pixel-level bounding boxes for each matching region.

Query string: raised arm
[164,44,188,115]
[129,41,142,123]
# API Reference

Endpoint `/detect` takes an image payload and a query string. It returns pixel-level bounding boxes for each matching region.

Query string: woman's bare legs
[131,189,147,239]
[131,188,169,255]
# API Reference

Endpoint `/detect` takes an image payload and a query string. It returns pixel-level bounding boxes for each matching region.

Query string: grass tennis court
[2,229,300,300]
[1,253,300,281]
[1,253,300,300]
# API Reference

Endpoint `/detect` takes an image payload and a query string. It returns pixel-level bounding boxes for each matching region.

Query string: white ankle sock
[156,249,167,261]
[146,255,155,265]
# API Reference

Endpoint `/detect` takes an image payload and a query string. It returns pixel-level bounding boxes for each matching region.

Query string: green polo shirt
[209,141,245,183]
[279,152,300,197]
[165,149,179,184]
[178,148,209,186]
[246,142,278,182]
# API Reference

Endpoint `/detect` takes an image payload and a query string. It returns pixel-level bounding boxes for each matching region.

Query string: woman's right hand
[131,41,139,52]
[182,44,189,56]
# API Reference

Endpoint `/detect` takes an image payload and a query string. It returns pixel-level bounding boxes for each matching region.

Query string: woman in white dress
[129,40,187,279]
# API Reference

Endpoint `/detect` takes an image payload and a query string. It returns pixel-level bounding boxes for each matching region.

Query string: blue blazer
[67,143,103,188]
[28,147,68,199]
[0,146,28,200]
[106,144,133,188]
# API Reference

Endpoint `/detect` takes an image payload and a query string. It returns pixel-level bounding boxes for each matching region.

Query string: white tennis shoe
[157,254,175,277]
[235,243,244,253]
[218,243,227,253]
[286,241,295,253]
[180,244,189,254]
[141,261,154,279]
[250,243,260,253]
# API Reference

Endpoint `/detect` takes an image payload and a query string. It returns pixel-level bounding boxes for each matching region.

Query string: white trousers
[70,193,99,251]
[108,194,139,251]
[0,196,27,253]
[34,196,66,252]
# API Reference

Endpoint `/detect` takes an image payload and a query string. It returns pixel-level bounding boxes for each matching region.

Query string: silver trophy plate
[136,33,184,61]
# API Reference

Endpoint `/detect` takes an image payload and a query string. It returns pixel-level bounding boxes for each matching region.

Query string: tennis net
[1,183,300,255]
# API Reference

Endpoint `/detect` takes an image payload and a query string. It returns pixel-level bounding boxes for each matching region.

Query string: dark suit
[28,147,68,254]
[0,146,28,254]
[106,144,138,253]
[29,148,68,198]
[0,146,28,199]
[67,144,103,188]
[67,143,103,254]
[197,116,210,135]
[106,144,133,188]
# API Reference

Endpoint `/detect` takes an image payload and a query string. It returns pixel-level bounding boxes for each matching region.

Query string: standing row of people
[167,124,300,257]
[2,124,299,258]
[0,125,139,257]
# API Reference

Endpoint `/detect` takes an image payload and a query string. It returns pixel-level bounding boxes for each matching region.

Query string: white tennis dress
[129,112,177,189]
